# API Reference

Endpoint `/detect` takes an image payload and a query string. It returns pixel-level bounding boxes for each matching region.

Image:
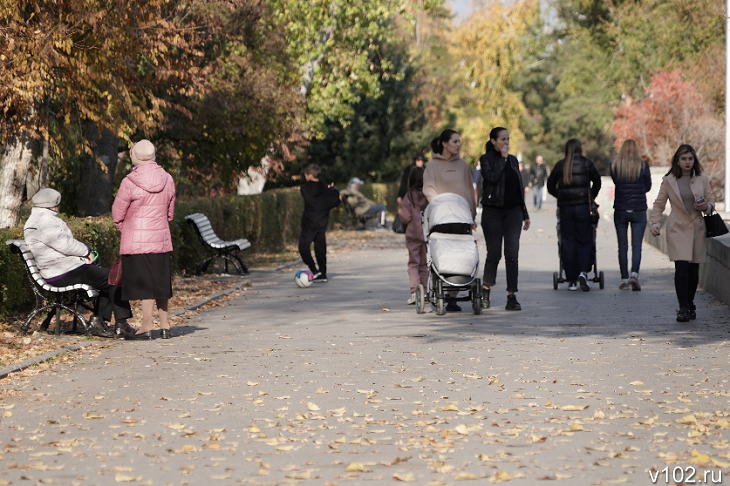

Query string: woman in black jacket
[611,139,651,291]
[547,139,601,291]
[479,127,530,311]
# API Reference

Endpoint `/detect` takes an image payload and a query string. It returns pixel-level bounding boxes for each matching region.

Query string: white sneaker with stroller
[415,193,482,315]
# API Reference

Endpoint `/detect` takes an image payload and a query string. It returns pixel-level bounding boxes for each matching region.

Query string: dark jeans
[481,205,523,292]
[613,210,647,279]
[364,203,387,226]
[560,204,592,283]
[532,185,544,209]
[53,264,132,322]
[674,261,699,308]
[299,227,327,276]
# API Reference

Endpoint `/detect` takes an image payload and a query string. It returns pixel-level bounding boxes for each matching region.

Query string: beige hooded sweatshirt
[423,153,476,219]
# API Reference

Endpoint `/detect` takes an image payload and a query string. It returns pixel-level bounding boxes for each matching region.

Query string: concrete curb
[0,341,96,380]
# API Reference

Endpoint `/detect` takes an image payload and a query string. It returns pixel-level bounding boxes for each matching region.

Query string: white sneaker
[619,280,631,290]
[568,282,578,291]
[406,293,416,305]
[578,272,591,291]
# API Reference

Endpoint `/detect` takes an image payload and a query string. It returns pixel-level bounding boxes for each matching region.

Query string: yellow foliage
[449,0,538,160]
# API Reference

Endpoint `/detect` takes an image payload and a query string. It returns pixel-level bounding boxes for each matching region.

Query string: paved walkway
[1,198,729,486]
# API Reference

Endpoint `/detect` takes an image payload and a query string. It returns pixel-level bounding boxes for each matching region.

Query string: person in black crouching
[299,164,341,283]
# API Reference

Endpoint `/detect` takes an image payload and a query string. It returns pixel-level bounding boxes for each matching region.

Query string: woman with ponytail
[423,129,477,312]
[547,139,601,291]
[479,127,530,311]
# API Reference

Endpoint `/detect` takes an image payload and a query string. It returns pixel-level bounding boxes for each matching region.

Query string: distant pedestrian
[611,139,651,291]
[547,139,601,292]
[479,127,530,311]
[529,156,549,209]
[423,129,477,312]
[650,144,715,322]
[340,178,387,228]
[399,167,428,305]
[298,163,341,283]
[397,153,426,208]
[112,139,176,340]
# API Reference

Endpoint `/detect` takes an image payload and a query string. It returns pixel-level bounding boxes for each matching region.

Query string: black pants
[53,264,132,322]
[481,205,523,292]
[560,204,593,283]
[674,261,699,308]
[299,227,327,276]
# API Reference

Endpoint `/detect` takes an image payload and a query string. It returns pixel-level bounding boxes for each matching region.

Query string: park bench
[6,240,99,337]
[184,213,251,275]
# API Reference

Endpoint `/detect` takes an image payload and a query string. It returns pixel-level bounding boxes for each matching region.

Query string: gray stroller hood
[424,193,473,231]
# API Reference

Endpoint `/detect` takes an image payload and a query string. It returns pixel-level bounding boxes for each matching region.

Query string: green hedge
[0,183,397,317]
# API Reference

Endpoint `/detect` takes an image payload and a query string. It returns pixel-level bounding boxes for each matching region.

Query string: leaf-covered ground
[0,213,728,485]
[0,228,392,375]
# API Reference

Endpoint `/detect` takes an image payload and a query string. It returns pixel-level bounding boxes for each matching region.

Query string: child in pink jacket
[399,167,428,305]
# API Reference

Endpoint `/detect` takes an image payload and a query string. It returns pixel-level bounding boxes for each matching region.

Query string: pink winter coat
[112,162,176,255]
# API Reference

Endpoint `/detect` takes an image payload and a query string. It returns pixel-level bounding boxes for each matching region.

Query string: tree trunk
[77,122,119,217]
[26,136,49,201]
[0,130,34,228]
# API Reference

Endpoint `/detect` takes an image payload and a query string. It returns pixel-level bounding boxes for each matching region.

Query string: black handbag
[704,209,729,238]
[392,212,407,234]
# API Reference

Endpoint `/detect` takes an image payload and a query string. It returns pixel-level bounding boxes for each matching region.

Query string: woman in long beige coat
[650,144,715,322]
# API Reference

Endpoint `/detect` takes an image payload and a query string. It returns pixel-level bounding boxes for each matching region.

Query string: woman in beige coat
[650,144,715,322]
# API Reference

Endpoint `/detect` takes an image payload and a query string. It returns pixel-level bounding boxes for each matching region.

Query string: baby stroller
[552,208,605,289]
[415,193,482,315]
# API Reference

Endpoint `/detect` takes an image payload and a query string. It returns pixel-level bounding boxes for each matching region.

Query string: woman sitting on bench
[23,188,134,338]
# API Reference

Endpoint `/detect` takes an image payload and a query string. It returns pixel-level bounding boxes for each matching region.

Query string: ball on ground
[295,269,314,288]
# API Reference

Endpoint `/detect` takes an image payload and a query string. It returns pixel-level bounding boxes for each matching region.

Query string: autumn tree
[613,69,724,199]
[1,1,221,222]
[449,0,538,161]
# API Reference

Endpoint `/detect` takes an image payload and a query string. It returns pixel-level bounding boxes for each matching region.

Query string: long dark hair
[430,129,458,155]
[408,166,424,192]
[668,144,702,178]
[485,127,507,153]
[562,139,583,185]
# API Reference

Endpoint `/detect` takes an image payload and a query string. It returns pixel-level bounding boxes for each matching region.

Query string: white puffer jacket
[23,208,89,279]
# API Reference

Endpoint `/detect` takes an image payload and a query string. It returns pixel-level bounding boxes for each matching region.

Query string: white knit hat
[31,188,62,208]
[130,139,156,166]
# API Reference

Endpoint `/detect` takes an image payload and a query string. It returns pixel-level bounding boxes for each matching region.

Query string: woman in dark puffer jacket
[611,139,651,291]
[547,139,601,291]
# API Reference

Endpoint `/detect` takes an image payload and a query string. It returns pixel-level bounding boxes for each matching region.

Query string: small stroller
[415,193,482,315]
[552,208,605,289]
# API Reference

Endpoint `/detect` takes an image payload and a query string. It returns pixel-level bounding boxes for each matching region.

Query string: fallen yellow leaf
[393,472,417,481]
[115,473,142,482]
[306,402,320,411]
[345,462,366,472]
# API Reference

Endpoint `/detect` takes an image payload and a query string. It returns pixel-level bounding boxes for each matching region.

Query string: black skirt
[121,253,173,301]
